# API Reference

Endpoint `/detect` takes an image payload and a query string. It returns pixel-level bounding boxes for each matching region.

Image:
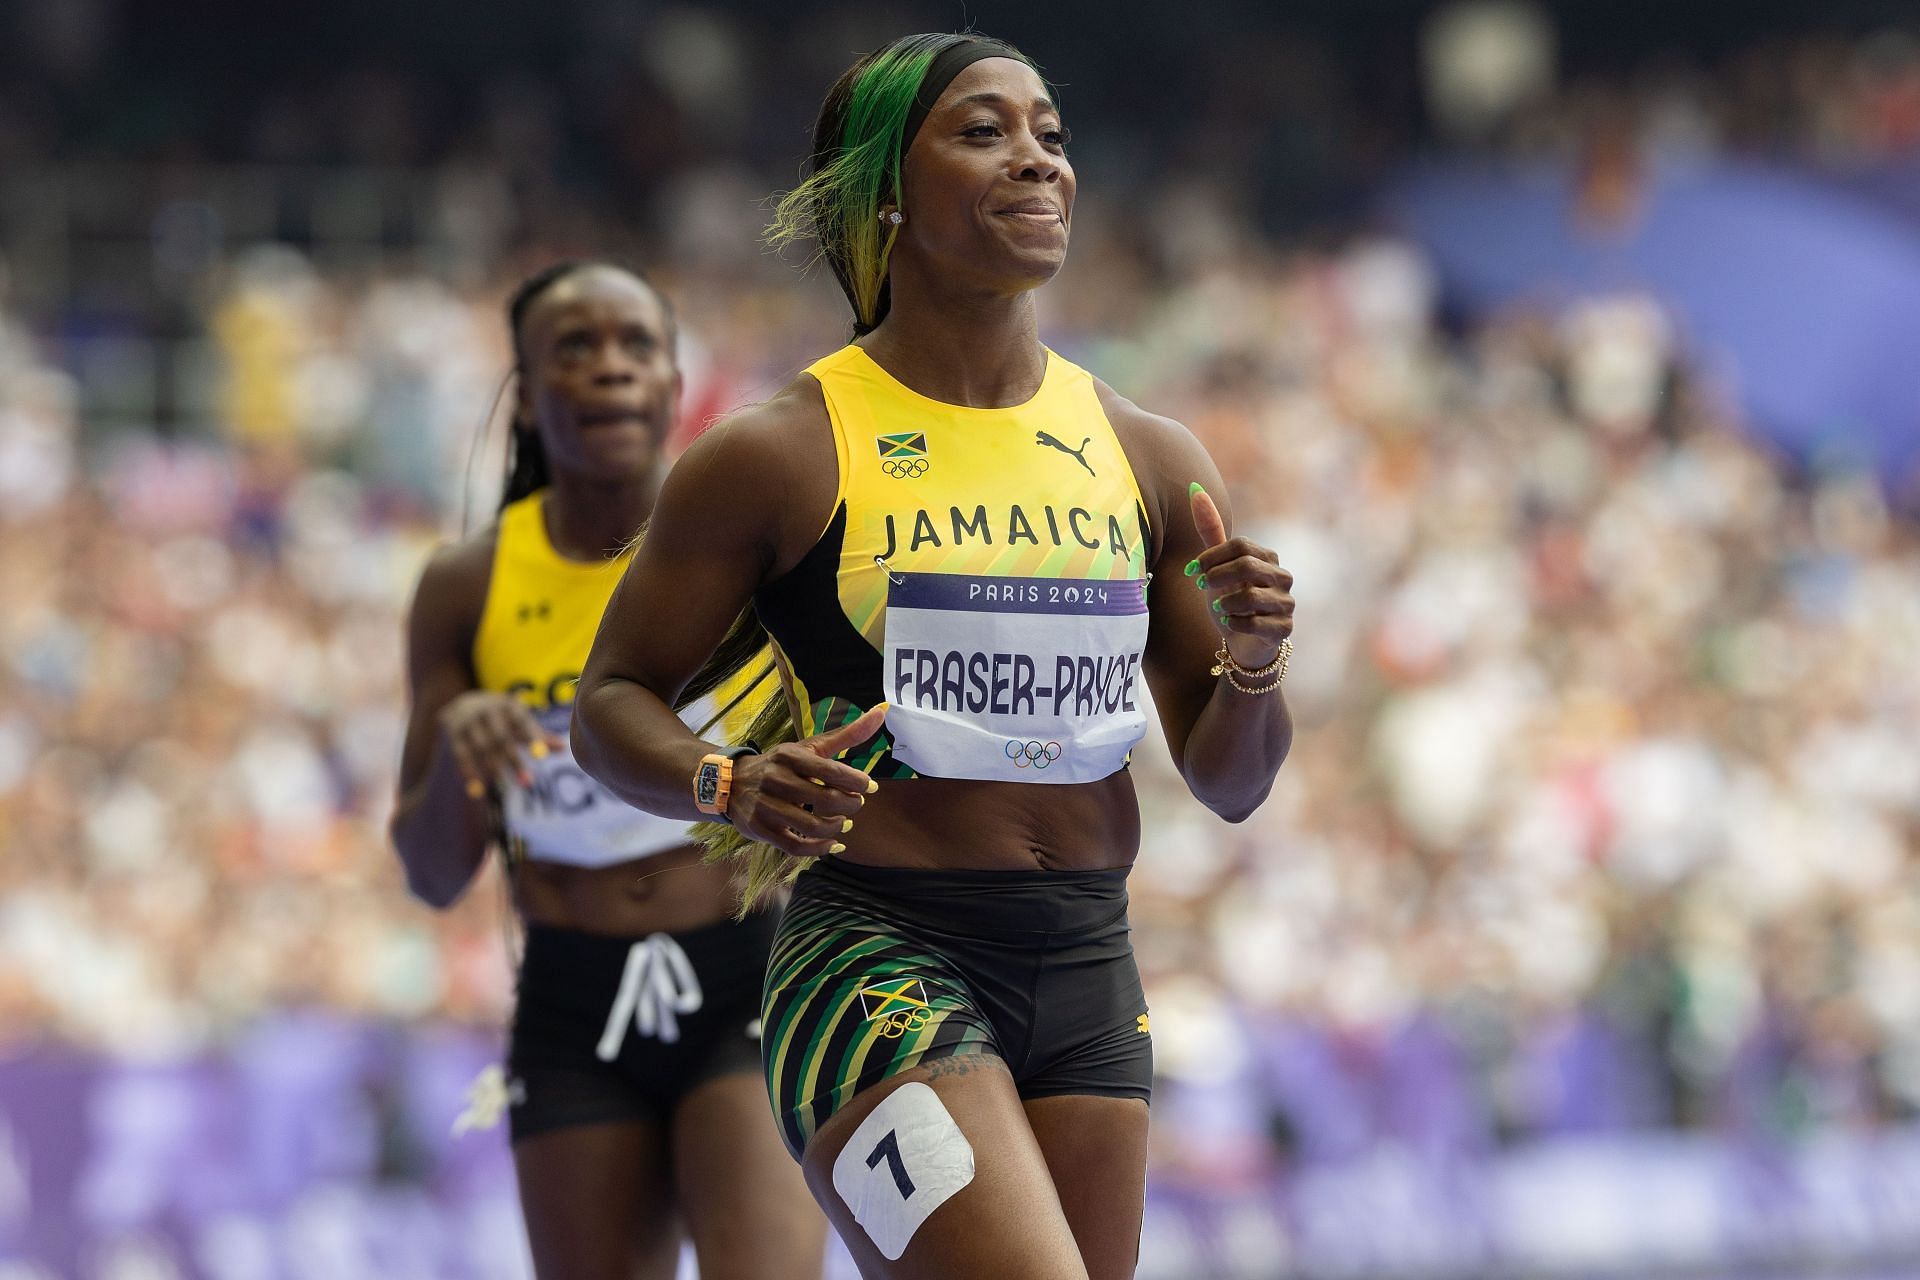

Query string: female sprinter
[573,35,1297,1280]
[390,261,824,1280]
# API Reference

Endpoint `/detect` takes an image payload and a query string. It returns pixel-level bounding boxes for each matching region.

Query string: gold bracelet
[1211,637,1290,679]
[1212,637,1291,693]
[1225,668,1286,695]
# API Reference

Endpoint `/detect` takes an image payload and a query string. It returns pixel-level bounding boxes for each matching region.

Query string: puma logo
[1034,431,1096,477]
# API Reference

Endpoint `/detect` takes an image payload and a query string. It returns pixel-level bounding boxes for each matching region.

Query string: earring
[879,210,903,225]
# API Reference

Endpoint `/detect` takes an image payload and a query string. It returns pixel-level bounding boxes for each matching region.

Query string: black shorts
[761,858,1153,1159]
[507,913,775,1143]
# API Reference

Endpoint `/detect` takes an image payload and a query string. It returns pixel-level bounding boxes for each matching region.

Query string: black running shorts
[761,858,1153,1160]
[507,913,775,1143]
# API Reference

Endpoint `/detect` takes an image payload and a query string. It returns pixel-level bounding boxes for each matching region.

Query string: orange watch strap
[694,752,732,815]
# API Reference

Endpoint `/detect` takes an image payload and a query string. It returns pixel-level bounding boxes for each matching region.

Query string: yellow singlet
[754,345,1152,783]
[474,491,769,866]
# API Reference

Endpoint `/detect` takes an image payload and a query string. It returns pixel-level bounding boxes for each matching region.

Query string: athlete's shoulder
[1092,376,1212,487]
[407,524,499,637]
[665,372,831,511]
[654,370,838,570]
[1091,377,1196,453]
[690,371,831,463]
[1092,377,1215,562]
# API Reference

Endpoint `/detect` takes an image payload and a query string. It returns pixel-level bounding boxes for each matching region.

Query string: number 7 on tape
[831,1082,977,1260]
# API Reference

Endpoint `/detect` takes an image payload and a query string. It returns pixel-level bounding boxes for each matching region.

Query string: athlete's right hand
[726,703,887,857]
[438,690,560,796]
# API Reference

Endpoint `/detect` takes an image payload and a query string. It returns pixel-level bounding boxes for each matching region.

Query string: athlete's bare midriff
[832,769,1142,873]
[511,847,742,935]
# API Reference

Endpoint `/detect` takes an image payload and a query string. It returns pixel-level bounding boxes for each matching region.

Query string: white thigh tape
[831,1083,976,1261]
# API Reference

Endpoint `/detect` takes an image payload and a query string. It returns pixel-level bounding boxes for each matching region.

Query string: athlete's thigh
[1023,1095,1150,1280]
[513,1119,679,1280]
[800,1054,1089,1280]
[672,1070,826,1280]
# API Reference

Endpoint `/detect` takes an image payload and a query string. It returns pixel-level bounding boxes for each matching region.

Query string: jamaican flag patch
[875,432,928,459]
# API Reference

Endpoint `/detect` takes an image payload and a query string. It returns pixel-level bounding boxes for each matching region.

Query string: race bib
[882,572,1149,784]
[501,705,700,867]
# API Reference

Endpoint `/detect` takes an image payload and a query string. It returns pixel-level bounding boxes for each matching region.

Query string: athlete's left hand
[1187,482,1294,669]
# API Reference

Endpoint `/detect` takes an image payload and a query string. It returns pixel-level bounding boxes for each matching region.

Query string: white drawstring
[596,933,704,1059]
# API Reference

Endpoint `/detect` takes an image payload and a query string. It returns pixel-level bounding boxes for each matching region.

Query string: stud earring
[879,210,903,225]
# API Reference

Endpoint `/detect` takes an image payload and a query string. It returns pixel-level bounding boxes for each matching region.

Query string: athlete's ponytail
[676,607,805,916]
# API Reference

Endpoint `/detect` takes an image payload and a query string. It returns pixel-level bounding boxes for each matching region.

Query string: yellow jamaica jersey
[474,491,771,866]
[754,345,1152,783]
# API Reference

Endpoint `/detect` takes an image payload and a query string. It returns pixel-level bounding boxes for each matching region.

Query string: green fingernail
[1184,559,1200,577]
[829,843,847,855]
[840,818,854,833]
[1212,599,1224,613]
[1189,481,1205,499]
[1196,574,1208,590]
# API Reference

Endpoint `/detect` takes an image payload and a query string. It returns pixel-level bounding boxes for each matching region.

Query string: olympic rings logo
[1005,740,1063,769]
[881,457,930,479]
[875,1008,931,1039]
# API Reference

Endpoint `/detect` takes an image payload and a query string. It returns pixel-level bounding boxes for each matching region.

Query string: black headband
[900,38,1024,158]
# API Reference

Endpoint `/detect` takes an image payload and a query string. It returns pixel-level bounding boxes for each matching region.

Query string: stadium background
[4,0,1920,1276]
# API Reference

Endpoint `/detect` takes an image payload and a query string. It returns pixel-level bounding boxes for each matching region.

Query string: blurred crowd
[3,2,1919,1194]
[12,5,1920,302]
[1423,15,1920,165]
[1115,245,1920,1177]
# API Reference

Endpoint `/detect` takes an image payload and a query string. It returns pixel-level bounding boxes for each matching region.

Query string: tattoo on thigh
[918,1052,1002,1081]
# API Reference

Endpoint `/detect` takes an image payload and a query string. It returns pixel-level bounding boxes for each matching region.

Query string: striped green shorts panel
[761,889,997,1158]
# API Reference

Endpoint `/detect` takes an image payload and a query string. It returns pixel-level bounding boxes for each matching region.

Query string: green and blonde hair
[766,32,1049,335]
